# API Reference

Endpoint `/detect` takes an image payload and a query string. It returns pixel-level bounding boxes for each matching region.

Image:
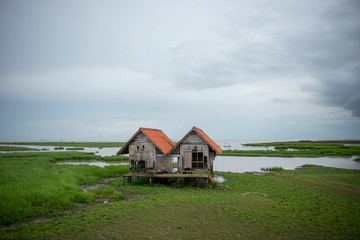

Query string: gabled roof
[193,127,222,154]
[117,127,174,155]
[171,126,223,155]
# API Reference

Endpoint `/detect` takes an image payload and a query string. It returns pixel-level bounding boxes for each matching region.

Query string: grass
[66,147,85,151]
[0,146,39,151]
[260,166,284,172]
[223,141,360,157]
[88,186,124,201]
[0,142,125,148]
[1,152,360,239]
[0,152,129,225]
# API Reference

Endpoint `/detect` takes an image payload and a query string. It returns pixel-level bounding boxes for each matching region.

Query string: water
[0,144,120,156]
[214,155,360,173]
[213,175,226,183]
[216,140,275,151]
[56,161,128,167]
[56,155,360,171]
[1,142,359,172]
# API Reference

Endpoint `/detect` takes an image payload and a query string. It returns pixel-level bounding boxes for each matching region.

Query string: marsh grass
[261,166,284,172]
[66,147,85,151]
[223,142,360,157]
[88,186,124,201]
[0,146,39,151]
[0,152,128,225]
[1,151,360,239]
[0,142,125,148]
[2,164,359,239]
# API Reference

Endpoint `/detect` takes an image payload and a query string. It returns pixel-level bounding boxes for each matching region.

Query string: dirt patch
[242,192,268,197]
[81,176,123,191]
[82,184,108,192]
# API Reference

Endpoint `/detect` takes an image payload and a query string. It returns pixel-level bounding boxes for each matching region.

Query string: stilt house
[117,126,222,175]
[169,126,223,174]
[116,128,175,173]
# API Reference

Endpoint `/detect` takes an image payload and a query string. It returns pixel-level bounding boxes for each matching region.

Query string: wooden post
[149,177,153,186]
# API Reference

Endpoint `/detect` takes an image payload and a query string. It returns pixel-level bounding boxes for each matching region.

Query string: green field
[1,151,360,239]
[0,146,39,152]
[0,142,126,148]
[223,141,360,157]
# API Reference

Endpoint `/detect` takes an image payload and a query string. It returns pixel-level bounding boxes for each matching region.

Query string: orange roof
[193,127,223,154]
[117,126,221,156]
[169,126,222,155]
[140,127,174,154]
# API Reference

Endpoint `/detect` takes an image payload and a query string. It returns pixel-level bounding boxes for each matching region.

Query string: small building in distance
[117,126,222,176]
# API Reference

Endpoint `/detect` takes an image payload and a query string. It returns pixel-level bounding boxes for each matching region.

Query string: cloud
[27,119,178,141]
[0,68,166,101]
[157,0,360,117]
[0,0,360,141]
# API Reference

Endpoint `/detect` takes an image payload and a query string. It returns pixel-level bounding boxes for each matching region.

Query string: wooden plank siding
[117,126,222,179]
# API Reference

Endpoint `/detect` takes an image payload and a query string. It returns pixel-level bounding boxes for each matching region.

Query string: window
[192,152,204,169]
[156,147,162,154]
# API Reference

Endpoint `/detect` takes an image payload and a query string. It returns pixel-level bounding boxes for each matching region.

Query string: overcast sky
[1,0,360,141]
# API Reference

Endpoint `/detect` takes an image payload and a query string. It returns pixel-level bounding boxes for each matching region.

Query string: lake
[214,155,360,173]
[1,142,359,172]
[0,144,120,156]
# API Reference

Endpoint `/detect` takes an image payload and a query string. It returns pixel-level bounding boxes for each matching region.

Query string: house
[117,126,222,174]
[116,127,175,173]
[169,126,223,174]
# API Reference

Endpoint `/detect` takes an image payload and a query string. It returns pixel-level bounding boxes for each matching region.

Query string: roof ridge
[140,127,161,131]
[162,136,175,147]
[192,126,223,155]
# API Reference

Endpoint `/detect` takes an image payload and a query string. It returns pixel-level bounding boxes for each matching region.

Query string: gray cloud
[0,0,360,140]
[159,0,360,116]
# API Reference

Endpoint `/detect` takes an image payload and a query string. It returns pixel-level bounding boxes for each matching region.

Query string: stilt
[208,175,216,189]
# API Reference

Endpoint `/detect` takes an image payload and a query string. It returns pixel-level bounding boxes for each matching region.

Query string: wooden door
[184,150,192,169]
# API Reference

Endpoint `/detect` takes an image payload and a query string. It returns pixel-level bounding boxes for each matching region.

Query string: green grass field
[0,146,39,151]
[0,152,129,226]
[0,142,126,148]
[1,152,360,239]
[223,141,360,157]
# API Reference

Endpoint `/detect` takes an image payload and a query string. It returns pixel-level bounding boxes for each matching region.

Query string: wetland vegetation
[223,141,360,157]
[0,146,39,152]
[65,147,85,151]
[1,151,360,239]
[0,142,126,148]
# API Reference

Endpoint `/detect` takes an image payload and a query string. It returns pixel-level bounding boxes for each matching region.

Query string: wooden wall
[129,132,156,171]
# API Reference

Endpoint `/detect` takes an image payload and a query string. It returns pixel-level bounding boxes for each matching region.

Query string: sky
[0,0,360,141]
